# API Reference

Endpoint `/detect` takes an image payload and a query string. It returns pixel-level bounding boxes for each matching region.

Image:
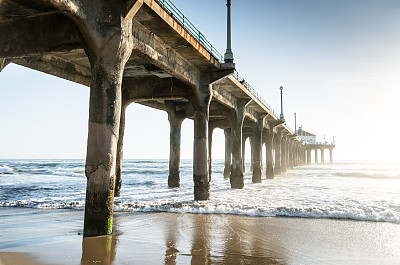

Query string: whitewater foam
[1,160,400,224]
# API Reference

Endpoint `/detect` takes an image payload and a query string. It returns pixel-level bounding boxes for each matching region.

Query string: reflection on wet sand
[81,219,119,265]
[164,214,179,264]
[190,214,211,264]
[163,214,284,264]
[80,235,118,265]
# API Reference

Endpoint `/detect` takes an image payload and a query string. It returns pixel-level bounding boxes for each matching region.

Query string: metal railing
[155,0,284,128]
[285,125,294,135]
[156,0,224,62]
[232,70,278,119]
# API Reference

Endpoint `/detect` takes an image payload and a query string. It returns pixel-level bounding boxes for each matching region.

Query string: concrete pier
[208,122,217,179]
[224,128,232,179]
[306,148,312,164]
[251,116,264,183]
[80,2,133,237]
[281,133,287,173]
[115,103,127,197]
[274,129,283,175]
[242,135,248,173]
[167,102,186,187]
[193,78,212,200]
[0,0,333,237]
[264,119,283,179]
[320,148,325,164]
[229,100,248,189]
[305,144,335,164]
[265,127,275,179]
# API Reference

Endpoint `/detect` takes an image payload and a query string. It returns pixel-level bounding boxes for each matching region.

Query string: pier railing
[155,0,284,124]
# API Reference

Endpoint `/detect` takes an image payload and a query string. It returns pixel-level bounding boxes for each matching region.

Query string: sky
[0,0,399,162]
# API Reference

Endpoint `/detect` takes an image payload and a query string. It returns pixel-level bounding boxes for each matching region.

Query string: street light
[294,112,297,135]
[279,86,284,120]
[224,0,234,63]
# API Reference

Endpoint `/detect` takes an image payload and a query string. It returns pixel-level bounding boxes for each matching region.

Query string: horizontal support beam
[0,13,81,58]
[12,54,91,86]
[122,76,191,103]
[212,85,236,109]
[131,19,200,88]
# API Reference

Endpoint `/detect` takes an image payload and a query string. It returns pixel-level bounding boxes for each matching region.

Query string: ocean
[0,159,399,224]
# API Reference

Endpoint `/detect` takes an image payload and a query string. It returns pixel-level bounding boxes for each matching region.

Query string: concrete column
[274,130,282,175]
[224,128,232,179]
[265,127,275,179]
[315,149,318,163]
[0,58,9,71]
[291,143,295,167]
[252,117,264,183]
[321,148,325,164]
[250,137,254,172]
[286,139,291,169]
[167,104,186,188]
[81,7,133,237]
[293,144,297,167]
[329,148,333,164]
[260,142,264,172]
[193,80,212,200]
[208,124,216,179]
[241,135,247,173]
[307,148,312,164]
[281,133,287,173]
[229,100,248,189]
[114,103,127,197]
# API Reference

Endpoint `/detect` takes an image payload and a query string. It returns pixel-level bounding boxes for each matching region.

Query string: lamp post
[224,0,234,63]
[294,112,297,135]
[279,86,284,120]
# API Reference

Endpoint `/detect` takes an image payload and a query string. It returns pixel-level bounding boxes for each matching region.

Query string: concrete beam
[122,76,191,104]
[126,0,144,20]
[212,85,236,109]
[131,20,200,88]
[244,105,258,122]
[12,55,91,86]
[0,58,9,71]
[0,13,81,58]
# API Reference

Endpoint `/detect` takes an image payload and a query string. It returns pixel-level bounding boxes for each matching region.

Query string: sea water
[0,160,399,224]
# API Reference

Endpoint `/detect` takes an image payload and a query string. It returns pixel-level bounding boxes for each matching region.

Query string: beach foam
[1,160,399,224]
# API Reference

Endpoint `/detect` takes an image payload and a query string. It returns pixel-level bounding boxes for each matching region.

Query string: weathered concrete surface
[192,75,212,200]
[274,129,282,175]
[265,128,274,179]
[166,101,186,187]
[229,99,249,189]
[320,148,325,164]
[208,120,218,179]
[0,0,306,238]
[34,0,136,237]
[0,58,8,71]
[281,132,287,172]
[0,13,81,58]
[251,116,264,183]
[224,128,232,179]
[265,119,283,179]
[241,134,248,173]
[114,103,127,198]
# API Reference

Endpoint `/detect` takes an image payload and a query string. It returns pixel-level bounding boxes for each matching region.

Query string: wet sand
[0,208,399,264]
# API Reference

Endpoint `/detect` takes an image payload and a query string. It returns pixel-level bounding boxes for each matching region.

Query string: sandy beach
[0,208,399,264]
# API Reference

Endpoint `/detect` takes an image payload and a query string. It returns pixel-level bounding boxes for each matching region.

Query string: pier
[0,0,334,236]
